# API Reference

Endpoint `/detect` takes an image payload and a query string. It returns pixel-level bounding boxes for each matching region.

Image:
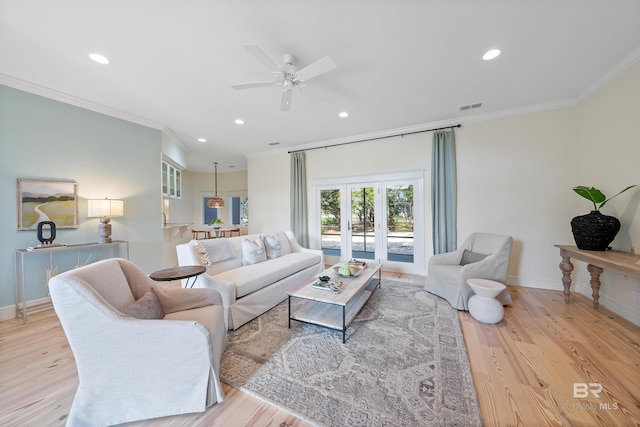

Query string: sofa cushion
[215,252,322,298]
[122,288,165,319]
[242,237,267,265]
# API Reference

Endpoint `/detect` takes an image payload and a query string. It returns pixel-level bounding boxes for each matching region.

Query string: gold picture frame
[17,178,78,230]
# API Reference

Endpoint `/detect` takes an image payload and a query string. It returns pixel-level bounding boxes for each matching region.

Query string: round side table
[150,265,206,288]
[466,278,507,324]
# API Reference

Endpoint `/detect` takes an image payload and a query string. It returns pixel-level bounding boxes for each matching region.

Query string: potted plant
[209,218,224,227]
[571,185,636,251]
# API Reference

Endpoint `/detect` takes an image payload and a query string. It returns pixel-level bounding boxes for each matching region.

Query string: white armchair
[49,258,228,426]
[424,233,513,310]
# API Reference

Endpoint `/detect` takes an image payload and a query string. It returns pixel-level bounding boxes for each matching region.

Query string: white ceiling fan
[231,44,337,111]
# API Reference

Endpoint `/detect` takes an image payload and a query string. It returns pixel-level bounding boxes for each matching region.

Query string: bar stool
[221,227,241,237]
[191,229,210,240]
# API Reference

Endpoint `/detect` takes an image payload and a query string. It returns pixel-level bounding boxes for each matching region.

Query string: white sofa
[176,231,324,330]
[49,258,227,426]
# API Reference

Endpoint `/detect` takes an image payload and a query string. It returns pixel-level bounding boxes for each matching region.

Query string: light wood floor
[1,272,639,426]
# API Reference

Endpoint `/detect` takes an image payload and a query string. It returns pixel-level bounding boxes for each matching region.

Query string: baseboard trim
[0,297,52,322]
[507,275,640,326]
[573,282,640,326]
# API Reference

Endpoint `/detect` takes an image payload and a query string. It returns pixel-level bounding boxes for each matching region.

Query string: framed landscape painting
[17,179,78,230]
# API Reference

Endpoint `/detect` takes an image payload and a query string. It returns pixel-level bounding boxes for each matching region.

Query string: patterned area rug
[219,280,482,426]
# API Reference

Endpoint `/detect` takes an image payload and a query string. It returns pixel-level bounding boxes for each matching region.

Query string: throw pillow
[262,234,283,259]
[242,237,267,265]
[460,249,488,266]
[122,287,165,319]
[192,239,212,266]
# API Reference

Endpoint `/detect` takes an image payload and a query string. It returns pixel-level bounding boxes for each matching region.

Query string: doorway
[315,171,424,274]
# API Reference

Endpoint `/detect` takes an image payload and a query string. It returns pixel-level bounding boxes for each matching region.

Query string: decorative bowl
[333,264,364,277]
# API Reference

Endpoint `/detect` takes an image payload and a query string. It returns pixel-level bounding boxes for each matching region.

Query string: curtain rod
[288,124,461,154]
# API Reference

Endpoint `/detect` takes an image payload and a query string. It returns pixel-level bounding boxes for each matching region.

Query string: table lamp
[87,198,124,243]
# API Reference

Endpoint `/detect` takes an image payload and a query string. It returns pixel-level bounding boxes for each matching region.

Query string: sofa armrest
[153,286,223,314]
[458,253,508,283]
[193,274,236,308]
[177,241,201,266]
[284,230,325,265]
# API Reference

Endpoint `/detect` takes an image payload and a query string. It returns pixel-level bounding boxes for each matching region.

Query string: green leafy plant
[209,218,224,226]
[573,185,636,211]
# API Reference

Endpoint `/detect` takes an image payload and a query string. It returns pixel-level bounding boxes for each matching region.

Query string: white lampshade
[87,199,124,218]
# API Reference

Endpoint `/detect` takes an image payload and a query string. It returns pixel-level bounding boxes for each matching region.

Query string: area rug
[219,280,482,426]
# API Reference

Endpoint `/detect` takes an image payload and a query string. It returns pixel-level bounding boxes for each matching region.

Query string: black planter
[570,211,620,251]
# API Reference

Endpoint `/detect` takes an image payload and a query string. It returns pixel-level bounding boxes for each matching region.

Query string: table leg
[288,296,291,329]
[559,254,574,304]
[587,264,603,308]
[342,306,346,344]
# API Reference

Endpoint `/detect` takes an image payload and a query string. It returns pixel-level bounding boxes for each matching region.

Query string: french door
[316,171,424,274]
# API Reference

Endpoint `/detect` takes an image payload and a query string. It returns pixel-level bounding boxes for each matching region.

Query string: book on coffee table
[311,279,342,291]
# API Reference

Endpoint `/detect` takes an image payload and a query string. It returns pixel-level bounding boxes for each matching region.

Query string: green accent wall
[0,85,164,310]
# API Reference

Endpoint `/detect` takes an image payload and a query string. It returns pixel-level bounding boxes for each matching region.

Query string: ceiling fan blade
[295,56,337,81]
[280,89,293,111]
[243,44,281,72]
[231,81,275,90]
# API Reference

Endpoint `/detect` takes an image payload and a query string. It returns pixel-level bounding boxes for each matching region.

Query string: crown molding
[576,48,640,104]
[0,73,165,130]
[248,98,579,159]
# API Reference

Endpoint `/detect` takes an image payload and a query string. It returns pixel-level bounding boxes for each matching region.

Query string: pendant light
[207,162,225,208]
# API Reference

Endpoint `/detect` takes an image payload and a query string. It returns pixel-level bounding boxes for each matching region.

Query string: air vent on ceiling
[268,142,280,146]
[460,102,483,111]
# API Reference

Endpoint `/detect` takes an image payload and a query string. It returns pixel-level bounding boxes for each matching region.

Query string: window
[230,196,248,226]
[161,160,182,199]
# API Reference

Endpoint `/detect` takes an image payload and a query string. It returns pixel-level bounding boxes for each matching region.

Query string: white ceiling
[2,1,640,172]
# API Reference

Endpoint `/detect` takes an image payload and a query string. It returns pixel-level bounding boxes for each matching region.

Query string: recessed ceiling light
[339,111,349,118]
[234,119,245,125]
[482,49,501,61]
[197,138,207,143]
[89,53,110,64]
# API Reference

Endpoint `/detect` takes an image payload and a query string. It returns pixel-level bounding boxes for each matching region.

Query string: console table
[555,245,640,308]
[15,241,129,322]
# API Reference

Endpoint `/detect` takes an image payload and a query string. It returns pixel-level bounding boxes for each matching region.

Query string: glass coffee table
[287,262,382,343]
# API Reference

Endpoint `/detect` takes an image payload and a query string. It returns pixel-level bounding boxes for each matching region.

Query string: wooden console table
[555,245,640,308]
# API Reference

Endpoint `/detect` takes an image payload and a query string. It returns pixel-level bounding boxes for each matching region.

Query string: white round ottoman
[467,278,507,324]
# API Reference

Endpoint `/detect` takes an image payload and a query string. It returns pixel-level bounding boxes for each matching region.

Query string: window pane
[387,185,414,263]
[203,198,219,225]
[320,189,341,256]
[351,187,375,259]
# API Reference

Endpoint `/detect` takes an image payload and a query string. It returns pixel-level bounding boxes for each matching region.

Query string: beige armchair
[49,258,227,426]
[424,233,513,310]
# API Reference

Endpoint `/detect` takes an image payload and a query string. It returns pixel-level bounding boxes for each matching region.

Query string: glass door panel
[349,185,376,260]
[386,184,414,263]
[320,188,342,257]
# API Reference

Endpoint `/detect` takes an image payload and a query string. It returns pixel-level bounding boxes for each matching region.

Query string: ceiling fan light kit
[231,44,337,111]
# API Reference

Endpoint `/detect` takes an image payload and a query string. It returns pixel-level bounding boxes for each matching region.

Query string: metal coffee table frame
[287,263,382,343]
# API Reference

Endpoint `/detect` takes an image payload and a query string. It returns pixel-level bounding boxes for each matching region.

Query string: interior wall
[0,85,164,314]
[248,60,640,324]
[573,60,640,319]
[187,169,248,227]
